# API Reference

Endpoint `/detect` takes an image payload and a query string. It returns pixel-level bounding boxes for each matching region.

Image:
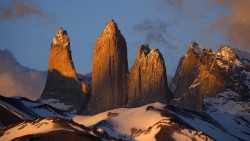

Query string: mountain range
[0,19,250,141]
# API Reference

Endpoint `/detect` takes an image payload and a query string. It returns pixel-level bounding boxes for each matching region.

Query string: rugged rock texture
[40,27,90,115]
[170,41,250,111]
[127,45,172,107]
[88,20,129,114]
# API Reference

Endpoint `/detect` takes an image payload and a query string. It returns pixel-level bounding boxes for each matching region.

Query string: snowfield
[73,102,250,141]
[1,96,249,141]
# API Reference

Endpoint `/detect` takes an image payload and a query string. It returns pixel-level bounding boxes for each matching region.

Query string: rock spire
[88,20,129,114]
[127,45,172,107]
[40,27,90,114]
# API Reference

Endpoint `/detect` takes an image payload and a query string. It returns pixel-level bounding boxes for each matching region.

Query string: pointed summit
[40,27,90,114]
[103,19,120,35]
[188,41,203,56]
[88,20,128,114]
[52,27,69,48]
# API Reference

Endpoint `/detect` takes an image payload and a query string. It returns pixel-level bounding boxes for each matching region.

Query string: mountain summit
[40,27,90,114]
[127,45,172,107]
[170,41,250,111]
[88,20,129,114]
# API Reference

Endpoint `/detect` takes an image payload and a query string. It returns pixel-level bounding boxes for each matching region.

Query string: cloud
[210,0,250,51]
[0,0,55,25]
[0,49,46,100]
[133,18,177,49]
[160,0,186,8]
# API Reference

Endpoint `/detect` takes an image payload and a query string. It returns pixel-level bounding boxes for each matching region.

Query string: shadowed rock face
[127,45,172,107]
[40,27,90,115]
[88,20,129,114]
[170,41,250,111]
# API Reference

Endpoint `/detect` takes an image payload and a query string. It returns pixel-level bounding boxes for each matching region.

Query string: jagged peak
[188,41,203,56]
[150,48,161,55]
[103,19,120,35]
[218,45,233,52]
[52,27,70,47]
[138,44,150,57]
[216,45,236,62]
[137,44,165,63]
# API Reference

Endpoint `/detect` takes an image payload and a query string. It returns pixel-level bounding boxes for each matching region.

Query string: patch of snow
[173,111,246,141]
[69,123,84,132]
[218,46,235,62]
[234,59,244,67]
[97,127,104,133]
[232,48,250,66]
[209,113,250,140]
[0,104,26,120]
[75,102,250,141]
[216,60,230,70]
[189,42,203,56]
[41,99,72,111]
[189,82,201,89]
[0,100,34,120]
[73,112,109,127]
[204,90,250,114]
[0,97,73,120]
[135,124,161,141]
[243,71,250,89]
[74,103,166,136]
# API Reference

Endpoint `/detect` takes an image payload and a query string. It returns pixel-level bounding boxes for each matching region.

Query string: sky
[0,0,250,99]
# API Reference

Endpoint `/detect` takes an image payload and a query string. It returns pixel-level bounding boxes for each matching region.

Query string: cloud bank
[212,0,250,51]
[0,0,55,25]
[0,49,46,100]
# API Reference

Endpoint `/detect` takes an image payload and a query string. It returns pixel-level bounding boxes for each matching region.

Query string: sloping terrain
[0,117,114,141]
[73,103,250,141]
[0,95,72,127]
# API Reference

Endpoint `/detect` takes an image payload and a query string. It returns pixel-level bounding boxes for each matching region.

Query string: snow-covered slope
[0,95,73,127]
[0,117,112,141]
[74,103,250,141]
[1,98,249,141]
[204,90,250,114]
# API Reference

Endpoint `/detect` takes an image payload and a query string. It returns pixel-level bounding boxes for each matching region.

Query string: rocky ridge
[170,41,250,111]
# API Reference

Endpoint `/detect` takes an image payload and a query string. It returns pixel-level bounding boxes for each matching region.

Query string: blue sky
[0,0,248,75]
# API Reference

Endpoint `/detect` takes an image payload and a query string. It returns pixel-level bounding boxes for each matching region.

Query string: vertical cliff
[127,45,172,107]
[88,20,129,114]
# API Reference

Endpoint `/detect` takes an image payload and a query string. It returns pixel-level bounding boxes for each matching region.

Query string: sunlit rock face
[170,41,250,111]
[40,27,90,115]
[127,45,172,107]
[88,20,129,114]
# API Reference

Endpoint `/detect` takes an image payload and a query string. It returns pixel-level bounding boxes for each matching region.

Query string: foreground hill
[0,96,249,140]
[0,117,114,141]
[73,103,250,141]
[0,95,72,128]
